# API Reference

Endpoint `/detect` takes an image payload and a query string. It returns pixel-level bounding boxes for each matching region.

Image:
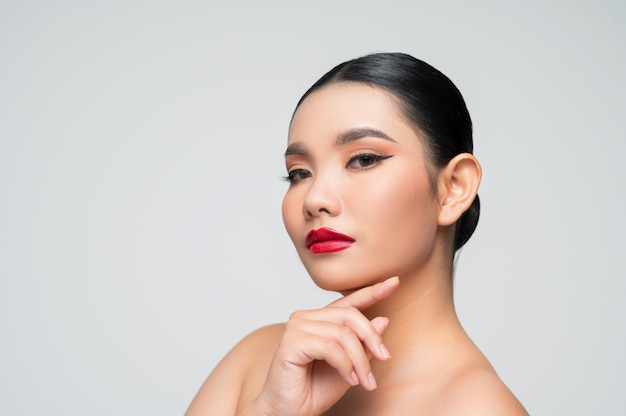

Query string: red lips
[305,227,355,254]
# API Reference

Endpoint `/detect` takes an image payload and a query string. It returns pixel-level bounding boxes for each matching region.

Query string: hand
[241,276,399,416]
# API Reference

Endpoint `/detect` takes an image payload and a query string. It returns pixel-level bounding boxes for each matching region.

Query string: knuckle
[346,306,361,317]
[344,307,369,326]
[288,309,307,320]
[326,305,341,314]
[284,316,303,332]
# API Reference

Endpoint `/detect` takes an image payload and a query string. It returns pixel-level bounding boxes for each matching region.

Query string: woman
[186,52,528,415]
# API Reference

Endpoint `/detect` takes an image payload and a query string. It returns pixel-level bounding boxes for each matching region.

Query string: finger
[370,316,390,335]
[285,319,377,389]
[330,276,399,311]
[364,316,390,361]
[280,327,363,388]
[297,307,391,362]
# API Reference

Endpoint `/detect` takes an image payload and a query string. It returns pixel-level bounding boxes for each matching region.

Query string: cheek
[363,164,435,222]
[356,166,439,261]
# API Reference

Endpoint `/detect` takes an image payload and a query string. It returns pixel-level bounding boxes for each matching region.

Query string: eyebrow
[336,127,397,145]
[285,127,397,157]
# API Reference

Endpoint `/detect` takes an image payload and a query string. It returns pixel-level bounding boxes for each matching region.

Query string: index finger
[330,276,399,310]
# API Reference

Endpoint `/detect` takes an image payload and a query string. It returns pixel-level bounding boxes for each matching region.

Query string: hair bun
[454,194,480,251]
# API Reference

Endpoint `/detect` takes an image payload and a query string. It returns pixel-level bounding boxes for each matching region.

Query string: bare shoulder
[185,323,285,416]
[439,368,529,415]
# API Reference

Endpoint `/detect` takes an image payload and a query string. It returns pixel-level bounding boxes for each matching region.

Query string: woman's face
[282,82,442,292]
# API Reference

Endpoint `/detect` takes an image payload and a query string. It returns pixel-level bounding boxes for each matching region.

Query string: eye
[347,153,393,169]
[283,168,311,183]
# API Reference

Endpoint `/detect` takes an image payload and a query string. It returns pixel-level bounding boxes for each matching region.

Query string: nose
[302,174,343,219]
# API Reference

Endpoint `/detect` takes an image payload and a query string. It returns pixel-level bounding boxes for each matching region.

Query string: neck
[361,257,471,383]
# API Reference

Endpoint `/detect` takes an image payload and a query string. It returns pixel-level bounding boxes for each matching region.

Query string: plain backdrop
[1,1,625,414]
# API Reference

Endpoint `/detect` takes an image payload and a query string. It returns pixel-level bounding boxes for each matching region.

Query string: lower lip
[309,240,354,254]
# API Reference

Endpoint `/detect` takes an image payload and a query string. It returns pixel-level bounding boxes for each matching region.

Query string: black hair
[294,52,479,252]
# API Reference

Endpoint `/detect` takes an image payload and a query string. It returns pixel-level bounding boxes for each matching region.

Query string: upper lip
[305,227,355,248]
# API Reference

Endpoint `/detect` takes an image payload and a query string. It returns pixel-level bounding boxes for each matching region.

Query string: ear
[437,153,482,226]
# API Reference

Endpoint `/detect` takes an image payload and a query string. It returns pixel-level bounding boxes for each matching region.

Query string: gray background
[1,1,624,414]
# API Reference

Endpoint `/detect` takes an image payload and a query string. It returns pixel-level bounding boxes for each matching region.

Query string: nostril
[304,206,331,219]
[301,179,342,218]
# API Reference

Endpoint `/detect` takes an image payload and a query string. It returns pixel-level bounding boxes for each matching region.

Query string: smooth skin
[186,83,528,415]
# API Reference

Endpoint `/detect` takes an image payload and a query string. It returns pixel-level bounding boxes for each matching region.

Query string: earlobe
[437,153,482,226]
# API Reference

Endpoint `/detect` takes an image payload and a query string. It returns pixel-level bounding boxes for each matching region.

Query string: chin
[310,277,358,293]
[305,264,388,293]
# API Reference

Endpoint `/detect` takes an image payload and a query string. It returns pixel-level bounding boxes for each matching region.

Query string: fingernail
[351,371,359,386]
[368,372,377,389]
[379,343,391,359]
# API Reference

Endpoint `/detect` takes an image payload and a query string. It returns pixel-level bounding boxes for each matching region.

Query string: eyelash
[283,153,393,184]
[283,169,311,183]
[346,152,393,169]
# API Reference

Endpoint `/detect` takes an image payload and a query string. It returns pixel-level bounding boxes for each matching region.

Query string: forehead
[288,82,411,143]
